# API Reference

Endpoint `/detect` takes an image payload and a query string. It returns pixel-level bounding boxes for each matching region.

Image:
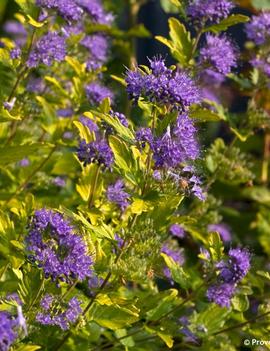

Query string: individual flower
[26,77,46,94]
[245,12,270,45]
[52,177,66,187]
[170,224,185,238]
[81,34,109,70]
[36,294,82,330]
[19,158,30,167]
[207,283,235,307]
[77,139,114,168]
[199,34,238,81]
[3,97,16,112]
[208,223,232,242]
[0,311,18,351]
[57,108,74,118]
[187,0,234,24]
[27,32,66,68]
[107,180,130,210]
[85,82,114,105]
[26,209,92,283]
[10,47,21,59]
[126,57,201,111]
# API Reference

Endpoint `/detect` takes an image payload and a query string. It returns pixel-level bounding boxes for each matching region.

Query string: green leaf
[160,0,182,13]
[232,294,249,312]
[0,143,50,165]
[161,253,190,289]
[110,75,127,87]
[76,164,102,203]
[0,107,21,122]
[189,107,224,122]
[146,289,179,321]
[242,186,270,206]
[204,15,250,34]
[13,345,41,351]
[26,14,45,27]
[207,232,224,262]
[90,303,139,330]
[156,17,193,66]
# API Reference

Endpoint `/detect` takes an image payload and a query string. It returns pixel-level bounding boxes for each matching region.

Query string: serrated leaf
[156,17,193,66]
[90,303,139,330]
[190,107,223,122]
[204,15,250,34]
[161,253,190,289]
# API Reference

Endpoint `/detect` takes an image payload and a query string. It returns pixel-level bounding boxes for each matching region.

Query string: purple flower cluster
[27,32,66,68]
[81,34,109,70]
[10,47,21,59]
[126,57,201,111]
[26,209,92,283]
[245,12,270,45]
[3,20,27,47]
[77,139,114,168]
[161,244,185,280]
[80,116,99,132]
[207,248,251,307]
[85,82,114,105]
[136,128,154,148]
[36,0,83,21]
[187,0,234,24]
[170,224,185,238]
[153,113,200,168]
[199,35,238,81]
[36,294,82,330]
[107,180,130,210]
[77,0,114,25]
[0,312,18,351]
[26,77,46,94]
[208,223,232,242]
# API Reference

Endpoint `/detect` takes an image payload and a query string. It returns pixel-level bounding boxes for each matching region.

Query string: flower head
[207,283,235,307]
[85,82,114,105]
[0,311,18,351]
[107,180,130,210]
[26,209,92,283]
[27,32,66,67]
[126,57,200,111]
[81,34,109,70]
[208,223,232,242]
[199,34,238,80]
[245,12,270,45]
[77,139,114,168]
[76,0,114,24]
[36,294,82,330]
[187,0,234,24]
[170,224,185,238]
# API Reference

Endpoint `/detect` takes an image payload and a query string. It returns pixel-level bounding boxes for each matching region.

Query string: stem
[128,0,140,67]
[261,132,270,184]
[61,279,79,302]
[26,278,45,314]
[5,145,57,205]
[142,108,157,194]
[213,310,270,336]
[88,165,100,209]
[190,29,203,60]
